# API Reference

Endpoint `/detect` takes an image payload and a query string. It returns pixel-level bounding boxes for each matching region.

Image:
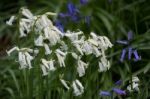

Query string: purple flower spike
[112,88,126,95]
[128,31,133,41]
[67,3,79,15]
[128,47,132,60]
[80,0,88,5]
[100,91,111,96]
[120,49,126,62]
[133,50,141,61]
[117,40,128,45]
[115,80,122,85]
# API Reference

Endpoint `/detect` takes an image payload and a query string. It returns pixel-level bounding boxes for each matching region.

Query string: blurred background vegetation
[0,0,150,99]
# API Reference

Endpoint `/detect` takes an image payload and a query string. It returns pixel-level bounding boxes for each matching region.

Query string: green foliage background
[0,0,150,99]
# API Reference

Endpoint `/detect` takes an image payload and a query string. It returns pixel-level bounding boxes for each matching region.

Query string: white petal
[93,46,101,57]
[60,79,70,90]
[21,8,34,19]
[74,44,83,55]
[72,81,81,96]
[98,62,107,72]
[6,16,15,26]
[6,47,19,56]
[127,82,139,92]
[41,64,48,76]
[41,59,50,69]
[56,49,66,56]
[103,36,113,48]
[75,80,84,91]
[88,39,98,46]
[24,52,33,69]
[48,60,56,71]
[132,76,140,83]
[18,52,27,69]
[71,52,78,59]
[44,44,51,55]
[56,53,65,67]
[34,35,44,46]
[77,60,88,77]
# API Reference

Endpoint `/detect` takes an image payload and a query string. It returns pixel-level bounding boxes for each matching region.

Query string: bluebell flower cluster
[55,1,90,32]
[100,80,126,96]
[117,31,141,62]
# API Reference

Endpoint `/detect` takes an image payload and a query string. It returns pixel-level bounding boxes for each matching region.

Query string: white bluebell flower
[72,79,84,96]
[41,59,55,76]
[98,56,110,72]
[55,49,67,67]
[44,44,52,55]
[7,47,36,69]
[127,76,140,92]
[77,60,88,77]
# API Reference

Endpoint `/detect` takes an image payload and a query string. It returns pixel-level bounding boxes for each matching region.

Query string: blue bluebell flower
[80,0,88,5]
[120,49,127,62]
[55,20,64,32]
[100,79,125,97]
[67,2,79,15]
[117,31,141,62]
[57,1,90,31]
[115,80,122,85]
[133,50,141,61]
[112,88,126,95]
[100,91,111,96]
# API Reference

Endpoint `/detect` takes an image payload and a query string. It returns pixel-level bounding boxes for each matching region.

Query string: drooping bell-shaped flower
[72,79,84,96]
[127,76,140,92]
[98,56,110,72]
[77,59,88,77]
[55,49,67,67]
[41,58,55,76]
[7,47,37,69]
[112,88,126,95]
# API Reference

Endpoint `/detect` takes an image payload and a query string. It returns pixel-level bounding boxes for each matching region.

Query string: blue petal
[116,40,128,45]
[128,47,132,60]
[67,2,79,15]
[55,21,64,32]
[115,80,122,85]
[133,50,141,61]
[127,31,133,41]
[112,88,126,95]
[100,91,111,96]
[120,49,126,62]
